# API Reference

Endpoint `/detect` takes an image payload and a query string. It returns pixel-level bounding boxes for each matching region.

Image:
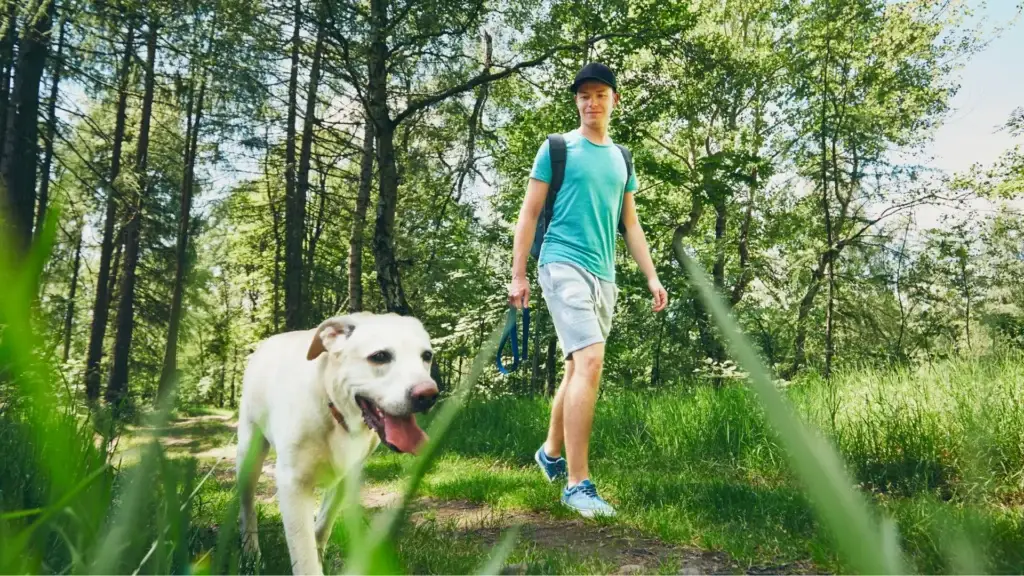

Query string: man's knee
[570,343,604,380]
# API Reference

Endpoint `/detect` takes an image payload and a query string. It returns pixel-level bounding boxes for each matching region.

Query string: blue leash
[496,306,530,374]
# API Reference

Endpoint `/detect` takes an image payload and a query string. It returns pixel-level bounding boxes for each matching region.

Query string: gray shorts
[538,261,618,359]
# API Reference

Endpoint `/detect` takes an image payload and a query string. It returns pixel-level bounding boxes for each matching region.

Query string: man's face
[574,81,618,129]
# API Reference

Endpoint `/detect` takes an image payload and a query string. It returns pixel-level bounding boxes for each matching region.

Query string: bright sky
[923,1,1023,175]
[900,0,1023,230]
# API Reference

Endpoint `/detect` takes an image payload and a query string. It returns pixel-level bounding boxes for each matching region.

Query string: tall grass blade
[676,246,906,574]
[88,442,162,574]
[474,524,521,575]
[345,317,506,574]
[15,463,110,543]
[88,392,179,574]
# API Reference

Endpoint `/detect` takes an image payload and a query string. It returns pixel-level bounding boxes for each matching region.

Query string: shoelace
[574,483,599,499]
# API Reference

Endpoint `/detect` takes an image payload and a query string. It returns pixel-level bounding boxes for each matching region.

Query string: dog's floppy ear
[307,315,358,360]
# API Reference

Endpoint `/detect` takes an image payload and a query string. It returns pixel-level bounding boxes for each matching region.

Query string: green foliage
[422,352,1024,573]
[5,0,1024,572]
[31,0,1020,407]
[0,211,517,574]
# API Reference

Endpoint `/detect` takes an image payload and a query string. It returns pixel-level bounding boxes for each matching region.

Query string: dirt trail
[127,411,813,575]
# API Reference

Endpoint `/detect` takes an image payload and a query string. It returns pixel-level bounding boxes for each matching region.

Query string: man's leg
[543,358,574,458]
[561,341,604,486]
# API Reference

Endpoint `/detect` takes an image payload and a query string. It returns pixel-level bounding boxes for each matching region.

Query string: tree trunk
[824,260,836,378]
[107,238,122,302]
[298,21,324,289]
[196,329,205,374]
[960,253,971,351]
[893,220,910,362]
[371,120,411,315]
[712,195,726,290]
[218,354,225,408]
[454,31,491,200]
[83,25,134,403]
[367,0,411,316]
[455,347,464,384]
[0,0,18,170]
[157,33,210,406]
[62,225,83,363]
[348,115,374,312]
[273,216,282,329]
[305,172,327,296]
[105,21,157,409]
[1,0,53,257]
[421,34,492,276]
[283,0,304,330]
[545,338,557,397]
[230,342,238,407]
[700,192,729,364]
[530,312,543,395]
[32,13,65,242]
[788,250,832,378]
[730,165,756,306]
[820,28,835,379]
[787,150,861,380]
[823,203,836,380]
[650,313,665,387]
[262,125,282,331]
[672,186,722,364]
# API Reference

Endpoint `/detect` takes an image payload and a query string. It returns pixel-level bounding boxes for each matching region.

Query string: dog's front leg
[276,471,322,575]
[314,481,344,554]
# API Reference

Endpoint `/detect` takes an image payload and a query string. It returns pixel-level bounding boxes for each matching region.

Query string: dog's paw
[241,532,262,563]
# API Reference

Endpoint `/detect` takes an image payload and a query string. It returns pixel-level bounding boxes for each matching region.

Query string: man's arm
[508,177,549,308]
[620,192,656,278]
[621,192,668,311]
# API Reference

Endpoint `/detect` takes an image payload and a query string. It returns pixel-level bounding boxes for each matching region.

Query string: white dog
[236,312,438,575]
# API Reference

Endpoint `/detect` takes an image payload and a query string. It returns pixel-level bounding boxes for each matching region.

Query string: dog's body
[236,312,437,575]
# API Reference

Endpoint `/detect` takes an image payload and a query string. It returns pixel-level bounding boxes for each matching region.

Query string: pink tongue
[382,413,428,454]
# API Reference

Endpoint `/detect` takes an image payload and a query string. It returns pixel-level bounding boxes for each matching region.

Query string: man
[508,62,668,518]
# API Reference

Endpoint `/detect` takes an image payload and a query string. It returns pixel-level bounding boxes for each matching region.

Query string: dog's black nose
[410,381,439,412]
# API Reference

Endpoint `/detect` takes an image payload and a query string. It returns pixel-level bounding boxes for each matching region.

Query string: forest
[1,0,1023,573]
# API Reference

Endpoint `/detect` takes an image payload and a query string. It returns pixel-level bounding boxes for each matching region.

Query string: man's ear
[307,315,358,360]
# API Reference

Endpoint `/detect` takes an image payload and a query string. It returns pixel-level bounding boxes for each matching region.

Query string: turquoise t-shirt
[530,129,638,283]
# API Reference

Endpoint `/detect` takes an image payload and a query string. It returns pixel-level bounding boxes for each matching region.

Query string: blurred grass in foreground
[0,207,1008,574]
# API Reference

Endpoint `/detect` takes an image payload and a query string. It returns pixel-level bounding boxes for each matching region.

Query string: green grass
[181,467,648,575]
[3,210,1023,574]
[15,356,1018,574]
[402,354,1024,573]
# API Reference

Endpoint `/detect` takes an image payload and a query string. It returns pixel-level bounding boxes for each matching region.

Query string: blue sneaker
[561,479,616,518]
[534,446,567,482]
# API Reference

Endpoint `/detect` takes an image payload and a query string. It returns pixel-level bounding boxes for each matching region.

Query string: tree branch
[641,128,694,170]
[392,31,642,126]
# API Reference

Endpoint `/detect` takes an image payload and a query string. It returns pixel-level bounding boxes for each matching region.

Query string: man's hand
[648,277,668,312]
[508,274,530,309]
[621,194,667,313]
[508,178,548,310]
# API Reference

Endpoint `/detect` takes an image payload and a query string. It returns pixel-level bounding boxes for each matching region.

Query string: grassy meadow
[4,349,1023,574]
[3,219,1022,574]
[425,355,1024,573]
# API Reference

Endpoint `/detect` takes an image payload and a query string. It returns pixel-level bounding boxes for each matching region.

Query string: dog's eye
[368,350,393,364]
[422,350,433,363]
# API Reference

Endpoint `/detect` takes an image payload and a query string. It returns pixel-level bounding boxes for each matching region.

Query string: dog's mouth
[355,395,428,455]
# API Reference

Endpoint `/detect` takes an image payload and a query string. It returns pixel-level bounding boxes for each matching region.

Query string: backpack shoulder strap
[614,143,633,234]
[548,133,567,200]
[615,143,633,191]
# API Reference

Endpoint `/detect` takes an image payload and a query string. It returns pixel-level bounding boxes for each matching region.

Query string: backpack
[529,133,634,260]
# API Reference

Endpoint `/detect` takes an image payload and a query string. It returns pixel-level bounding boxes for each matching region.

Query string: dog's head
[306,312,438,455]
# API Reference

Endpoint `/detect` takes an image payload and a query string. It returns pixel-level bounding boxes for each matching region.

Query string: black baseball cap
[570,62,617,93]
